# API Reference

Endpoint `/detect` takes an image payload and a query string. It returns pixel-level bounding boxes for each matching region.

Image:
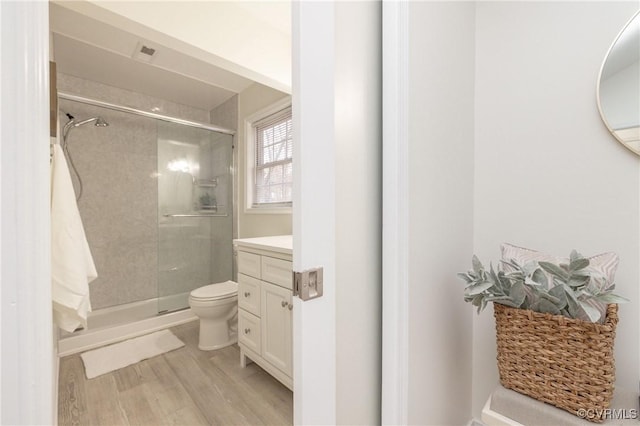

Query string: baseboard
[481,395,523,426]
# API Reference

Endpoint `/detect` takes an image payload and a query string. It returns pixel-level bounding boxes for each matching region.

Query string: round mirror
[597,11,640,155]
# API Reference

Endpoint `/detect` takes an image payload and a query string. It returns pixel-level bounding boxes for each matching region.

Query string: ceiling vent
[140,45,156,56]
[132,41,157,63]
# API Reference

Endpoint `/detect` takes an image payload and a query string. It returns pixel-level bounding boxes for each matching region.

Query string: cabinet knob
[288,304,293,311]
[281,300,288,308]
[244,291,250,297]
[244,328,251,334]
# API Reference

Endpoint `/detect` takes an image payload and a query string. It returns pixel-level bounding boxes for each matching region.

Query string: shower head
[62,115,110,146]
[60,114,110,203]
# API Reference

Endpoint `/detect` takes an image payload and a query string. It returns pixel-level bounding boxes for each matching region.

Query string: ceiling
[50,1,291,112]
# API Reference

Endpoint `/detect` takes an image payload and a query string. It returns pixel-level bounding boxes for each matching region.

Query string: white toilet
[188,280,239,351]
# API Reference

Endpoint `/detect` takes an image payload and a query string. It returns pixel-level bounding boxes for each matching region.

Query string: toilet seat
[190,280,238,301]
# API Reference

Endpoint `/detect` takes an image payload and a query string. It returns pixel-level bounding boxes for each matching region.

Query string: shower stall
[57,92,235,353]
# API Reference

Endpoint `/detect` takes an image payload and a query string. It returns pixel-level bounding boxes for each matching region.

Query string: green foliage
[457,250,628,322]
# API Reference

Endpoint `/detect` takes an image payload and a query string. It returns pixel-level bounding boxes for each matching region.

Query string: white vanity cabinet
[234,236,293,390]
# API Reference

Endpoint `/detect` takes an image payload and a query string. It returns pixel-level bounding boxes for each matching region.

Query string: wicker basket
[494,302,618,423]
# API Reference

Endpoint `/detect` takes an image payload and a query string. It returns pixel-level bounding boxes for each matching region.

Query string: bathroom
[49,1,295,424]
[2,1,640,425]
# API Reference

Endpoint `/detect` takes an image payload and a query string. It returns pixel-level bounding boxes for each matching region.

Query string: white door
[292,2,337,423]
[292,2,382,424]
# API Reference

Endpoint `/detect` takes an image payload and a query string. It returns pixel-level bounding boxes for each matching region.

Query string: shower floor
[58,293,197,356]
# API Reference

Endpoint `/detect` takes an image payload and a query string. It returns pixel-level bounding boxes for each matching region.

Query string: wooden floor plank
[165,405,211,426]
[58,355,90,426]
[84,374,129,426]
[58,321,293,426]
[244,370,294,423]
[205,352,292,425]
[168,324,283,425]
[140,381,209,426]
[114,363,150,393]
[142,355,209,424]
[209,344,262,381]
[163,347,253,426]
[144,356,194,411]
[117,385,165,426]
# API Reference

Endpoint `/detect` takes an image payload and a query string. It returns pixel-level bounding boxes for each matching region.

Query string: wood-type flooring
[58,321,293,426]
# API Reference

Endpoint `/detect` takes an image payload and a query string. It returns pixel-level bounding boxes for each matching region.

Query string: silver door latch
[293,267,323,301]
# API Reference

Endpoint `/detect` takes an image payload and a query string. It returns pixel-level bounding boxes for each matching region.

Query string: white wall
[237,83,292,238]
[335,1,381,424]
[399,2,640,423]
[473,1,640,415]
[406,2,476,424]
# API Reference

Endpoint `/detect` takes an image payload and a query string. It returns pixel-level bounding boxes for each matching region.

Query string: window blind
[254,106,293,206]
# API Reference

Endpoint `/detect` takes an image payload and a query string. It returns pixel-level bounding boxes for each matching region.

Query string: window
[246,100,292,211]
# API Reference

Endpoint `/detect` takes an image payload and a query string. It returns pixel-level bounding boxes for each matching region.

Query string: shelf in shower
[163,213,228,218]
[196,178,218,187]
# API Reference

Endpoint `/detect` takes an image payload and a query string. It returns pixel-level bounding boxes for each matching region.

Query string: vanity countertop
[233,235,292,255]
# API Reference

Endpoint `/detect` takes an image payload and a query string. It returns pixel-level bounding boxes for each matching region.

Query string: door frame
[2,2,390,424]
[381,1,410,424]
[0,1,54,424]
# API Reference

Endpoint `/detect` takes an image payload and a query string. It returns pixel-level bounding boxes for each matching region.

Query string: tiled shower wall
[57,74,219,310]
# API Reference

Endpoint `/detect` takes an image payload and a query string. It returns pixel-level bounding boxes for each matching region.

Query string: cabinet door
[261,281,292,376]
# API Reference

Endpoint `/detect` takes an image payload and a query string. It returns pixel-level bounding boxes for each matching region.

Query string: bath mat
[80,330,184,379]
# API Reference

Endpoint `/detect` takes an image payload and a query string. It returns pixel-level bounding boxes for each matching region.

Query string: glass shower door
[156,121,233,313]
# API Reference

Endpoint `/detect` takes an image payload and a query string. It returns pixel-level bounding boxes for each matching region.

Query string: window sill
[244,206,292,215]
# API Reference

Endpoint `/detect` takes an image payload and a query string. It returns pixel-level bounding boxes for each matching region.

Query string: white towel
[51,144,97,332]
